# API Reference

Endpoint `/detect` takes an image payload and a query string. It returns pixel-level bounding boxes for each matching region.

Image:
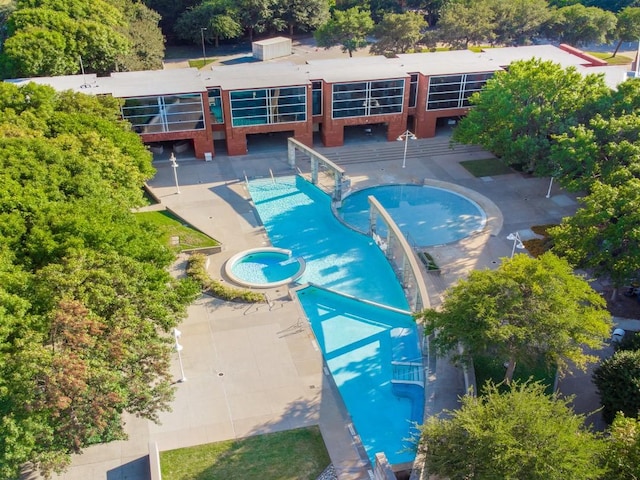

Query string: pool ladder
[391,361,424,386]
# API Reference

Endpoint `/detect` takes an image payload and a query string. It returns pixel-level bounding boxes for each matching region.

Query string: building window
[331,79,405,119]
[122,94,205,133]
[426,72,494,110]
[207,88,223,124]
[312,81,322,116]
[409,74,418,108]
[230,86,307,127]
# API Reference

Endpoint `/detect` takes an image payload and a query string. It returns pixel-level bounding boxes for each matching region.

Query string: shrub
[186,253,265,303]
[593,349,640,423]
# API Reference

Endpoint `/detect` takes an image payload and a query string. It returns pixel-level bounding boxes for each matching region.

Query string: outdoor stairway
[295,136,488,166]
[391,361,424,386]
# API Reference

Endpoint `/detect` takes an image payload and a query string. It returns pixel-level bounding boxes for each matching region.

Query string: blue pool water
[248,176,408,310]
[297,286,423,465]
[247,176,423,466]
[231,252,301,284]
[338,184,486,246]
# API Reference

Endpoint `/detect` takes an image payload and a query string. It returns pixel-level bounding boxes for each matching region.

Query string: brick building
[9,45,627,159]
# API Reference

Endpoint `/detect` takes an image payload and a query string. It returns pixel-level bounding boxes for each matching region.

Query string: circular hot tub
[224,247,306,289]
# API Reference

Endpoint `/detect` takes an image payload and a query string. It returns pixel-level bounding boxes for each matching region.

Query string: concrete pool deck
[46,132,583,480]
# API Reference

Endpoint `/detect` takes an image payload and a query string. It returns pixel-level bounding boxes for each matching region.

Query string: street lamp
[200,28,207,67]
[173,328,187,383]
[170,152,180,194]
[506,232,525,258]
[396,129,417,169]
[545,176,554,198]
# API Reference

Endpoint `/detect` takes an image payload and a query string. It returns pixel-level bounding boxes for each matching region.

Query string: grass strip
[460,158,513,177]
[160,426,331,480]
[135,210,219,253]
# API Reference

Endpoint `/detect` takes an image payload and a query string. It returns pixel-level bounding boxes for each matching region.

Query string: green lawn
[135,210,218,253]
[460,158,513,177]
[160,426,331,480]
[474,354,556,395]
[188,58,218,68]
[586,51,633,65]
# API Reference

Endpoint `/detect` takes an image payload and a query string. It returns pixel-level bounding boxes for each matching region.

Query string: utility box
[252,37,292,61]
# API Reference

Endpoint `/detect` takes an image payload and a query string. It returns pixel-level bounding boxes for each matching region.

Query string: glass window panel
[207,88,223,124]
[122,94,204,133]
[312,81,322,116]
[409,74,418,108]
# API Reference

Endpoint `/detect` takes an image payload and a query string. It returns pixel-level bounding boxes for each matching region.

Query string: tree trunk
[612,39,623,58]
[504,357,517,384]
[611,287,618,302]
[289,23,294,37]
[348,49,353,57]
[248,27,254,42]
[215,35,219,48]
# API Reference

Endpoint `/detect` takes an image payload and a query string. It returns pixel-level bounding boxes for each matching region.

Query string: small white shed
[252,37,292,61]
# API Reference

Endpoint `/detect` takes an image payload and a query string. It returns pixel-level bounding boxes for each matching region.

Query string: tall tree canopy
[371,11,427,56]
[0,82,199,479]
[417,252,611,383]
[550,179,640,295]
[490,0,551,46]
[315,6,374,57]
[0,0,164,78]
[437,0,495,48]
[546,3,617,46]
[452,58,610,175]
[276,0,329,37]
[613,7,640,56]
[601,413,640,479]
[419,381,606,480]
[174,0,241,49]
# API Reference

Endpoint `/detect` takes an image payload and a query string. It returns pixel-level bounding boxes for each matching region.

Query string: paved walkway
[44,130,590,480]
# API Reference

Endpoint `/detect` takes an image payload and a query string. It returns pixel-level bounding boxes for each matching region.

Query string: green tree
[547,4,617,46]
[112,0,165,71]
[490,0,551,46]
[371,11,427,56]
[0,82,200,478]
[275,0,330,36]
[601,413,640,480]
[550,113,640,191]
[584,0,640,13]
[550,179,640,298]
[419,381,606,480]
[452,58,610,174]
[436,0,495,49]
[174,0,241,48]
[613,7,640,56]
[417,252,611,384]
[238,0,282,42]
[315,6,374,57]
[142,0,201,37]
[593,349,640,423]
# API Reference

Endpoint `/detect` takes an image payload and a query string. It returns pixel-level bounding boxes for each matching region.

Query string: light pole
[396,130,417,168]
[545,176,554,198]
[506,232,525,258]
[173,328,187,383]
[170,152,180,194]
[200,28,207,67]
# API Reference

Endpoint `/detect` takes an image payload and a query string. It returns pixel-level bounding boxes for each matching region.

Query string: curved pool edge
[224,247,306,289]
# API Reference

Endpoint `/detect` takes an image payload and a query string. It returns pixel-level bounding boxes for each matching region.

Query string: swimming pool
[248,176,408,310]
[296,285,423,466]
[337,184,486,246]
[247,176,422,466]
[225,248,305,288]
